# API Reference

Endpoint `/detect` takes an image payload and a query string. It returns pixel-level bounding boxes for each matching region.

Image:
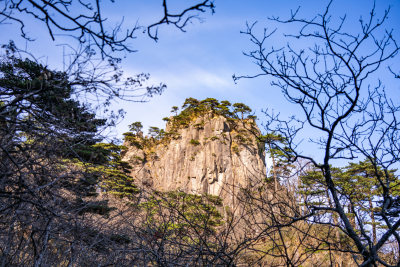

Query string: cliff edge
[122,98,266,205]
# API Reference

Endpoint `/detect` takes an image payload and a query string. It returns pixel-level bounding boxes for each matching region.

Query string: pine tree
[0,48,139,265]
[259,133,293,191]
[342,160,398,245]
[232,102,252,120]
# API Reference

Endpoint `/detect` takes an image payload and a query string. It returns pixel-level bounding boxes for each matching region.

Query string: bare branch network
[236,1,400,265]
[0,0,215,57]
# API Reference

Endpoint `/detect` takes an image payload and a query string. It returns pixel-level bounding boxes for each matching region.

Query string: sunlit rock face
[122,114,266,206]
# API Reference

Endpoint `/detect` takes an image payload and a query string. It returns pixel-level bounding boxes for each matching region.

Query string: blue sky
[1,0,399,163]
[116,0,400,131]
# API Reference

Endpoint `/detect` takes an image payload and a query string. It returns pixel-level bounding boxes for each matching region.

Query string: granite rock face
[122,114,266,205]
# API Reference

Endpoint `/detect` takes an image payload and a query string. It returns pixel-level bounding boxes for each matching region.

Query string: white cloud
[124,64,235,93]
[162,67,233,90]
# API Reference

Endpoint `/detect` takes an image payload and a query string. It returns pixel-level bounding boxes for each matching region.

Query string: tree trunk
[369,198,376,245]
[268,142,278,192]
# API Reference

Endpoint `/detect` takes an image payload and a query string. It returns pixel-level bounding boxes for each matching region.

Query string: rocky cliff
[122,98,266,205]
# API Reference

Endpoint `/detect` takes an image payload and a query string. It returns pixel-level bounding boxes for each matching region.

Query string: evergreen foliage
[300,161,400,246]
[259,133,294,189]
[83,143,140,199]
[123,97,257,150]
[0,48,141,265]
[128,121,143,135]
[189,139,201,146]
[0,51,106,195]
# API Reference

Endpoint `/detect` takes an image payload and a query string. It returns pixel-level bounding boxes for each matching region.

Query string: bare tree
[236,1,400,265]
[0,1,216,104]
[0,0,215,58]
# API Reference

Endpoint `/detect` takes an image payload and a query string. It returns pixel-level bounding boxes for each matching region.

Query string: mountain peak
[122,98,266,206]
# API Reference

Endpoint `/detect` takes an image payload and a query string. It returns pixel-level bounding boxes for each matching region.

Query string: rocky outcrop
[122,109,266,206]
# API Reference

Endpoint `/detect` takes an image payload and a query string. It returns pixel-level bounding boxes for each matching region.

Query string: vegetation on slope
[122,97,259,159]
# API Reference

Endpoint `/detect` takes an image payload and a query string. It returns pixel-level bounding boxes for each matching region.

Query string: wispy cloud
[161,67,233,90]
[124,64,235,93]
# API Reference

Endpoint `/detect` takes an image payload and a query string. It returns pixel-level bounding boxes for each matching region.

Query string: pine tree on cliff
[233,102,252,120]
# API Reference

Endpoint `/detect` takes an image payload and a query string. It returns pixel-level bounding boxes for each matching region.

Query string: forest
[1,0,400,266]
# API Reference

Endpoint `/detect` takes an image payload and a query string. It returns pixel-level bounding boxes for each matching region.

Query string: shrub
[190,139,200,146]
